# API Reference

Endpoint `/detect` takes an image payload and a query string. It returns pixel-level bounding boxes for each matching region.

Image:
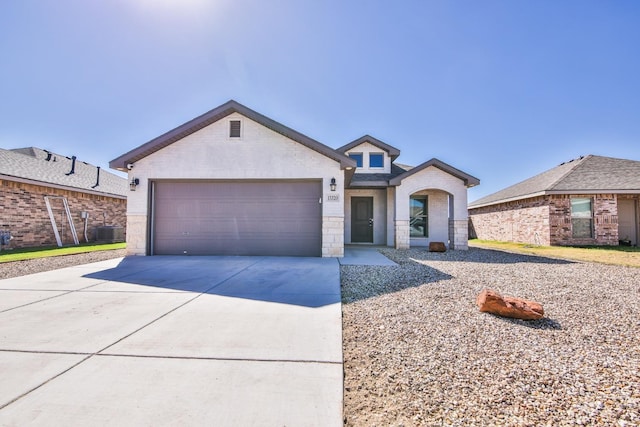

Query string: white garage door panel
[152,181,322,256]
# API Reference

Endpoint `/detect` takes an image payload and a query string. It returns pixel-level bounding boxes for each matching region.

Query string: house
[110,100,479,257]
[0,147,127,249]
[468,155,640,246]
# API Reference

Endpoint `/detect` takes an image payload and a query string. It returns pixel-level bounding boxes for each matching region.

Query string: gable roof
[109,100,357,172]
[336,135,401,160]
[389,158,480,188]
[469,155,640,209]
[0,147,127,198]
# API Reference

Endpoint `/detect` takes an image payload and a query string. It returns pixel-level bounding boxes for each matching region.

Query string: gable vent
[229,120,241,138]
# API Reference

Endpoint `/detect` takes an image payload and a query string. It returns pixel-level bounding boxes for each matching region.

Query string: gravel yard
[342,248,640,426]
[3,247,638,426]
[0,249,126,280]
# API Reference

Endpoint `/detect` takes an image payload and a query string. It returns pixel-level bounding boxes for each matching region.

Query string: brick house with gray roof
[1,147,127,249]
[468,155,640,246]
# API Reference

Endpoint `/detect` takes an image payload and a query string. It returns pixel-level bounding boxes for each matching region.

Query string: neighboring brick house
[110,100,479,257]
[468,155,640,246]
[0,147,127,249]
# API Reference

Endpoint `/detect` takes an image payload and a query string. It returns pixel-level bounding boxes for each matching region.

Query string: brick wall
[549,194,618,246]
[0,179,126,249]
[468,196,551,245]
[469,194,621,246]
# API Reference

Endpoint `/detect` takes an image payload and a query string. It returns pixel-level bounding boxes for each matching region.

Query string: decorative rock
[429,242,446,252]
[476,289,544,320]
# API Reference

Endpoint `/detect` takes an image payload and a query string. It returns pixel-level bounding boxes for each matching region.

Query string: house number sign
[327,194,340,202]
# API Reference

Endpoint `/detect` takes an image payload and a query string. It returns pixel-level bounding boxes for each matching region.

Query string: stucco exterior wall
[0,179,126,249]
[344,189,387,245]
[394,166,469,250]
[126,112,345,256]
[468,196,551,246]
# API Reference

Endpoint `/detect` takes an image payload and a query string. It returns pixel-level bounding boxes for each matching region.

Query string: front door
[618,198,638,246]
[351,197,373,243]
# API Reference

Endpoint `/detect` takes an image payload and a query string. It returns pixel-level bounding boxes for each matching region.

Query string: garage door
[152,181,322,256]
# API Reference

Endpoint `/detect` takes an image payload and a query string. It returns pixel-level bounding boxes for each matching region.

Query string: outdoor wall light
[129,177,140,191]
[330,177,337,192]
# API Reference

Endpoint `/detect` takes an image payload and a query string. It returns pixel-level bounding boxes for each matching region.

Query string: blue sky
[1,0,639,201]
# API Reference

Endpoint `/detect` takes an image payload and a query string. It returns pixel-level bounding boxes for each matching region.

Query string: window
[349,153,363,167]
[410,196,428,237]
[229,120,241,138]
[369,153,384,168]
[571,197,593,238]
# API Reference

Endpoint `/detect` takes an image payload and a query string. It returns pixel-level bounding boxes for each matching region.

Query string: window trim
[369,152,384,168]
[348,152,363,168]
[410,195,429,238]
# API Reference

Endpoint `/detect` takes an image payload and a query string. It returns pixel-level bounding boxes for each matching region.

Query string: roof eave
[336,135,401,159]
[546,189,640,195]
[389,158,480,187]
[347,181,390,189]
[110,100,356,171]
[468,191,548,209]
[0,173,127,199]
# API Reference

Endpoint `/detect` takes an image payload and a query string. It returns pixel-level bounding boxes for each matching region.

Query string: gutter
[469,189,640,210]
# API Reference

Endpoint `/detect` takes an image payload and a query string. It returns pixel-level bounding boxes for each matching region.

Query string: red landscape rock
[476,289,544,320]
[428,242,446,252]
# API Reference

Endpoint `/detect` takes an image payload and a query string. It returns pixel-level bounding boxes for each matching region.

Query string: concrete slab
[340,246,398,266]
[0,255,343,426]
[0,290,67,312]
[106,293,342,362]
[83,256,261,293]
[0,291,193,352]
[0,355,343,426]
[207,256,341,307]
[0,351,86,408]
[0,258,125,291]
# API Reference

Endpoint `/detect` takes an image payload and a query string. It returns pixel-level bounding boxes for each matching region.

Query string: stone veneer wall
[549,194,618,246]
[0,179,126,249]
[451,219,470,249]
[322,216,344,257]
[468,196,551,246]
[394,220,410,249]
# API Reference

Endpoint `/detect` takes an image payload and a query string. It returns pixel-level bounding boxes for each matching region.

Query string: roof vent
[66,156,77,176]
[91,167,101,188]
[229,120,241,138]
[44,150,52,161]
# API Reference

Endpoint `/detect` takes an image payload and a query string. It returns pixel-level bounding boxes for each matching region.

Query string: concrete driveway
[0,256,343,426]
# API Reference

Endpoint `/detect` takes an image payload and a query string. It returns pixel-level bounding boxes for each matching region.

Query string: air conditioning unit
[95,226,125,243]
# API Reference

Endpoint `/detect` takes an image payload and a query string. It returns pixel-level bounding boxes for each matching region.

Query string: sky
[1,0,639,202]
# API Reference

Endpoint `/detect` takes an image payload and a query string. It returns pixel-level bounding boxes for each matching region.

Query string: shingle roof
[469,155,640,208]
[109,100,356,171]
[348,164,409,188]
[0,147,128,198]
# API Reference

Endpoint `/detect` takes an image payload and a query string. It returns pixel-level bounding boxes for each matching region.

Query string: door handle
[368,218,373,227]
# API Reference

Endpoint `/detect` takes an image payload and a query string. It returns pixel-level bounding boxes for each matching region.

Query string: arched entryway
[409,189,454,248]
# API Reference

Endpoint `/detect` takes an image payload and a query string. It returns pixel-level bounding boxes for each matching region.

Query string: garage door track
[0,256,343,426]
